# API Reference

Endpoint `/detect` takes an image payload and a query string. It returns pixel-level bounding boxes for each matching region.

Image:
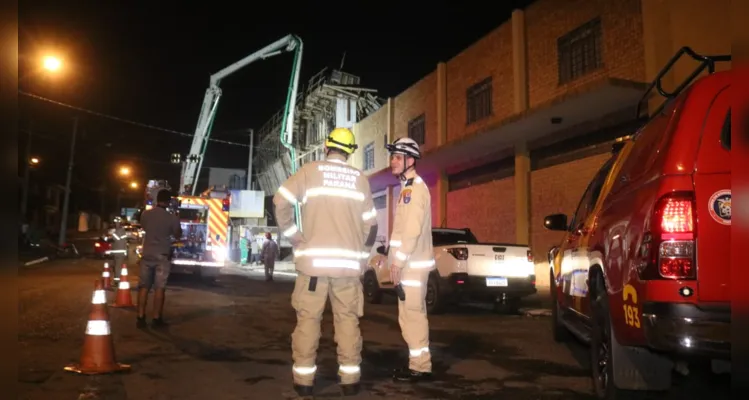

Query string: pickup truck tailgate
[463,244,534,277]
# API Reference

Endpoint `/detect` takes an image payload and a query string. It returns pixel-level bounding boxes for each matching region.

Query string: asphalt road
[19,257,730,400]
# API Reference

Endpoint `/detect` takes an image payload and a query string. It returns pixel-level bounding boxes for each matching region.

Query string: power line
[19,90,257,148]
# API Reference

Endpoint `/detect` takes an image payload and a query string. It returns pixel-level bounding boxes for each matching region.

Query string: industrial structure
[253,67,383,195]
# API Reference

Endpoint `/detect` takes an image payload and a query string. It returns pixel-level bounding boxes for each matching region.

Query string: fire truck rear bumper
[171,259,224,274]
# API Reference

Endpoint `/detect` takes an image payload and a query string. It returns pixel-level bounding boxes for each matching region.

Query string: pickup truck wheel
[590,275,640,399]
[550,272,571,342]
[363,271,382,304]
[425,274,445,315]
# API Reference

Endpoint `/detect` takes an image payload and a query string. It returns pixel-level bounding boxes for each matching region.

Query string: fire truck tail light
[640,193,697,280]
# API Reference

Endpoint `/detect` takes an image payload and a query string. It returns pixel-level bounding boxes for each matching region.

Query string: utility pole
[247,129,254,190]
[58,116,78,246]
[21,121,33,219]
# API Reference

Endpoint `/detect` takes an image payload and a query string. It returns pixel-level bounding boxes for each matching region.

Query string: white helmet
[385,137,421,159]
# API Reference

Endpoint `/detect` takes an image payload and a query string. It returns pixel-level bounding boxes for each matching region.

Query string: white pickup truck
[362,227,536,314]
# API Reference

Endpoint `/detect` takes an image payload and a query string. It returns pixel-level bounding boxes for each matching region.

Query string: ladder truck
[145,34,305,280]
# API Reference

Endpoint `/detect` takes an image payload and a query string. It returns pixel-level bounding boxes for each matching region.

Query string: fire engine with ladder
[143,34,304,280]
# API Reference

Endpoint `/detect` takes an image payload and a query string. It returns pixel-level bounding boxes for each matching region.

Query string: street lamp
[43,56,62,72]
[29,157,40,165]
[130,181,138,189]
[119,166,131,176]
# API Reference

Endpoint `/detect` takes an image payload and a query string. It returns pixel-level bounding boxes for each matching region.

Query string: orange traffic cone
[101,262,112,290]
[111,265,135,308]
[64,280,131,374]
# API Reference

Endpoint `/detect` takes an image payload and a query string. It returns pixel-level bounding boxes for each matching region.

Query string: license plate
[486,277,508,287]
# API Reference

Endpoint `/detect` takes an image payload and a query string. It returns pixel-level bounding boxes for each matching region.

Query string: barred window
[363,142,375,171]
[466,77,492,124]
[558,18,603,84]
[408,114,426,145]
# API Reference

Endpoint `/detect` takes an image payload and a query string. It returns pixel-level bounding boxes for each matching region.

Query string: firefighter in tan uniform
[385,137,435,383]
[273,127,378,398]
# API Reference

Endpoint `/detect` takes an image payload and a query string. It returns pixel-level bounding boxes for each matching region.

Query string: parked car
[544,47,732,398]
[363,227,535,314]
[93,236,112,259]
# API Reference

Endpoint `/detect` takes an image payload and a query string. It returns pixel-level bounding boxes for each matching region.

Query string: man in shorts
[137,189,182,329]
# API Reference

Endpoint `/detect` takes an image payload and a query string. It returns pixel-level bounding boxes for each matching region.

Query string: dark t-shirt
[140,207,181,257]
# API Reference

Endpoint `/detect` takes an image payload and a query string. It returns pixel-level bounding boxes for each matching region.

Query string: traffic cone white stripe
[85,320,111,336]
[121,268,128,276]
[92,290,107,305]
[119,281,130,290]
[102,271,110,278]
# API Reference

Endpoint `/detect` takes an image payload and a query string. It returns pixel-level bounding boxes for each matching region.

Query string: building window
[558,17,603,85]
[466,77,492,124]
[408,114,426,145]
[363,142,375,171]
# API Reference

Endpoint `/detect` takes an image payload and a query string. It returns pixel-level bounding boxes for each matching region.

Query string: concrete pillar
[436,62,448,227]
[514,142,531,245]
[436,62,447,146]
[512,9,532,246]
[512,9,529,113]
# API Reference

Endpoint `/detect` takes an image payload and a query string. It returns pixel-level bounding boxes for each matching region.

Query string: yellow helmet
[325,127,358,154]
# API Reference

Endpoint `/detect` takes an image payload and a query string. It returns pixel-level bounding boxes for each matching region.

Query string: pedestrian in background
[260,232,279,281]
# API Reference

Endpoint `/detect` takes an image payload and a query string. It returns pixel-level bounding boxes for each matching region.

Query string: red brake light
[527,250,534,263]
[660,198,694,235]
[446,247,468,260]
[640,193,696,280]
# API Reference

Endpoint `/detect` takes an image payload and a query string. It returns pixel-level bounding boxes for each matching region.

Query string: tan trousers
[398,268,432,372]
[291,274,364,385]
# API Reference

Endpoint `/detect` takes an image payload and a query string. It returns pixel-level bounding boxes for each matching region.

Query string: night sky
[19,0,533,212]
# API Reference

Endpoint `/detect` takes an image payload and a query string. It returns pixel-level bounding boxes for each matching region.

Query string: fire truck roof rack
[636,46,731,119]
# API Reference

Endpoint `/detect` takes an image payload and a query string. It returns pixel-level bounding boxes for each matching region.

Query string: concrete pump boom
[180,34,304,200]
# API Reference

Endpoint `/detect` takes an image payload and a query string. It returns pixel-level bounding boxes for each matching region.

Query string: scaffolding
[254,67,383,195]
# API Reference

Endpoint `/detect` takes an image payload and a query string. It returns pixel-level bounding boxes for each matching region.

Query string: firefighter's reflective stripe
[295,248,369,260]
[91,289,107,304]
[409,347,430,357]
[395,251,408,261]
[107,250,127,254]
[85,320,111,336]
[400,280,422,287]
[339,365,361,374]
[112,233,122,240]
[390,240,402,248]
[283,225,299,237]
[277,186,298,204]
[362,207,377,221]
[303,187,365,203]
[293,365,317,375]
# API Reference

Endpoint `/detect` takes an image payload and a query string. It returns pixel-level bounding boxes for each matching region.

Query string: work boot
[293,384,314,398]
[393,367,433,383]
[340,382,360,396]
[136,316,147,329]
[151,317,169,330]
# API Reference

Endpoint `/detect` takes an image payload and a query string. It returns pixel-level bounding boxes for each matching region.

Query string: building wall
[445,23,515,143]
[351,103,390,175]
[393,72,438,152]
[446,177,517,244]
[525,0,645,109]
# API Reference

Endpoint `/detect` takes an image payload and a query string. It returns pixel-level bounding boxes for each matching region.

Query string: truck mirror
[544,214,568,231]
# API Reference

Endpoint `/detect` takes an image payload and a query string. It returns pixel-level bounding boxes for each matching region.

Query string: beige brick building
[347,0,731,288]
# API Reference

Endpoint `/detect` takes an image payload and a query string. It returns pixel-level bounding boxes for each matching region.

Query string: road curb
[23,256,50,266]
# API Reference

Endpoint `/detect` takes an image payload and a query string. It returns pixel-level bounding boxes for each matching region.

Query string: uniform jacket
[111,226,128,251]
[388,170,435,271]
[273,153,377,278]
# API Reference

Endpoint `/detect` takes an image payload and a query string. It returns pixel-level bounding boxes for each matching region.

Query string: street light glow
[119,166,131,176]
[30,157,40,164]
[130,182,138,189]
[43,56,62,72]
